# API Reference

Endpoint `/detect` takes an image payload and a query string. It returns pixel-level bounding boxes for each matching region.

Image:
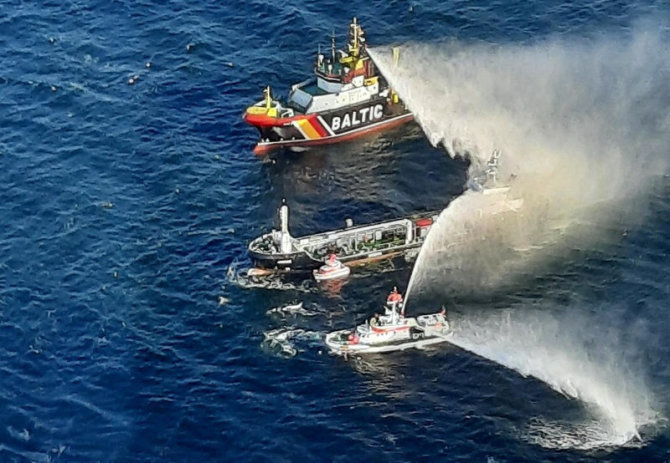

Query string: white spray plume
[370,24,670,296]
[369,22,669,448]
[447,306,659,449]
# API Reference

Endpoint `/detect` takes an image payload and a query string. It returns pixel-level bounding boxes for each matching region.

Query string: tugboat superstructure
[243,18,412,155]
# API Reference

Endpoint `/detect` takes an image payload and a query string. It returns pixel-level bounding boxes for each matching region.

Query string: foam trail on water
[370,22,669,447]
[262,327,323,358]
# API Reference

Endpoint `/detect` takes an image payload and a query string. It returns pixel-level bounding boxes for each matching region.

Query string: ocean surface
[1,0,669,461]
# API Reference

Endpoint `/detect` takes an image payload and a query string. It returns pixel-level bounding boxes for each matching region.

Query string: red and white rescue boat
[325,288,451,355]
[313,254,351,281]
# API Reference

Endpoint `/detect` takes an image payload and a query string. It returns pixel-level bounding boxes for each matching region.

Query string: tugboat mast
[349,17,361,58]
[330,30,336,64]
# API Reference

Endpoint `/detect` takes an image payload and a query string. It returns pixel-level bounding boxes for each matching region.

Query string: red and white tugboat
[243,18,412,155]
[325,287,451,355]
[313,254,351,282]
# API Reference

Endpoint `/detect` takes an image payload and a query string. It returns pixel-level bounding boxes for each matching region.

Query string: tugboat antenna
[264,85,272,110]
[331,30,336,63]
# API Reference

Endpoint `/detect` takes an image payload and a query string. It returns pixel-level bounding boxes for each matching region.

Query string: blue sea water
[1,0,669,461]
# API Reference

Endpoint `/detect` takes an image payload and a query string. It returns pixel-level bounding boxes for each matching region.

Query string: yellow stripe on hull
[296,119,321,140]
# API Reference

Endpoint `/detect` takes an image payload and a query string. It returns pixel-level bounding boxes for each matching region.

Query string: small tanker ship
[246,151,522,276]
[243,18,412,155]
[247,201,438,275]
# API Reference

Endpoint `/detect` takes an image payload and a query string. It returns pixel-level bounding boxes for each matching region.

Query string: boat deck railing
[304,225,411,261]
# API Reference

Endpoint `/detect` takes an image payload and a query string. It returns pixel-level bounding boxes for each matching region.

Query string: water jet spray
[370,23,670,448]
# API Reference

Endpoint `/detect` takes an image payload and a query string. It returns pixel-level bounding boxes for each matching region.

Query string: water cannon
[486,149,501,185]
[488,149,501,168]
